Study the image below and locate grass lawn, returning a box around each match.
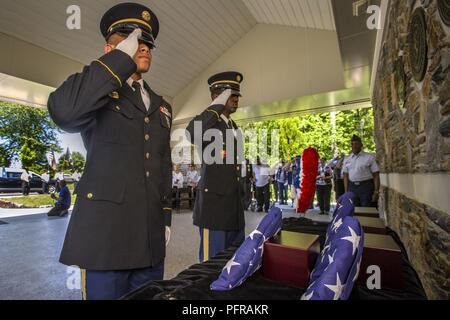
[0,194,77,208]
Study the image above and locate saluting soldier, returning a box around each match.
[186,72,246,263]
[47,3,173,300]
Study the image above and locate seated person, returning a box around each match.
[47,180,71,217]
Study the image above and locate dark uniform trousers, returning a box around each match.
[316,184,332,213]
[186,104,246,262]
[349,179,376,207]
[48,50,173,299]
[256,183,271,212]
[82,262,164,300]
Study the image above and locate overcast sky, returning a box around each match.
[57,133,86,158]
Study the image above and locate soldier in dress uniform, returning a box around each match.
[186,72,246,263]
[47,3,173,300]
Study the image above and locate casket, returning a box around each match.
[358,233,403,290]
[354,206,380,218]
[356,216,387,234]
[263,231,320,288]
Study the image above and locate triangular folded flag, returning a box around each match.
[211,207,282,291]
[302,216,364,300]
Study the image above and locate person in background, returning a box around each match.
[316,158,333,215]
[276,161,288,205]
[291,156,301,209]
[54,170,64,192]
[332,153,346,201]
[343,135,380,207]
[172,165,184,209]
[252,157,271,213]
[186,164,200,209]
[72,170,81,189]
[287,159,293,204]
[21,169,31,196]
[270,162,279,203]
[48,180,71,217]
[41,171,50,194]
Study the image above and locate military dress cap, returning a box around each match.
[208,71,244,96]
[100,2,160,49]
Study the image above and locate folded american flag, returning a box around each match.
[211,207,282,291]
[302,216,364,300]
[324,192,357,246]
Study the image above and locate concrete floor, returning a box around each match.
[0,204,331,300]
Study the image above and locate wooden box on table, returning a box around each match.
[263,231,320,288]
[358,233,403,290]
[354,207,379,218]
[356,216,387,235]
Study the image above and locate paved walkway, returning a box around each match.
[0,203,331,300]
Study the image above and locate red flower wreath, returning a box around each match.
[297,147,320,214]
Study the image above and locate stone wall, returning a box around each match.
[373,0,449,299]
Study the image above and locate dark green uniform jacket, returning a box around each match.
[48,50,172,271]
[186,104,245,232]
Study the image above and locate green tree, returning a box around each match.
[241,108,375,164]
[0,144,11,167]
[71,152,86,172]
[0,102,61,171]
[335,108,375,155]
[57,148,72,173]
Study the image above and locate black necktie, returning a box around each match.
[132,81,147,111]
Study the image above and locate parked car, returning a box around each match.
[63,174,75,183]
[0,167,47,194]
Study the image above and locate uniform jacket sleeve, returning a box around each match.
[47,50,137,133]
[185,103,225,143]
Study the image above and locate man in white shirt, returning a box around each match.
[343,135,380,207]
[41,171,50,193]
[186,165,199,208]
[72,170,81,188]
[20,169,31,196]
[172,165,184,209]
[253,157,271,212]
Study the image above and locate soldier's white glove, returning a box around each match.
[116,28,142,58]
[210,89,232,107]
[165,226,171,246]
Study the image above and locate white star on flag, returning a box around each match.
[321,243,332,263]
[328,250,337,265]
[249,230,263,240]
[325,273,344,300]
[324,249,337,272]
[341,226,361,255]
[224,256,241,275]
[301,290,314,300]
[332,218,343,233]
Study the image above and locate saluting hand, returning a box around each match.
[210,89,232,107]
[116,28,142,58]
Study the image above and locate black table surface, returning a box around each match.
[124,218,427,300]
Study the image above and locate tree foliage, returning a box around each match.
[241,108,375,164]
[0,102,61,172]
[71,152,86,172]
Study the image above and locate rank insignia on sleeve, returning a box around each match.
[109,91,120,99]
